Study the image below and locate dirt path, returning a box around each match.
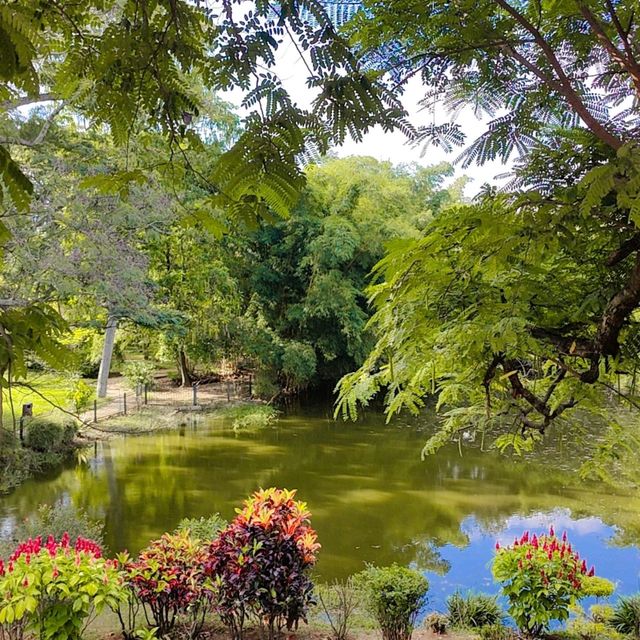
[79,374,251,424]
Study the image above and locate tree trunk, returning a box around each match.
[97,316,118,398]
[178,347,192,387]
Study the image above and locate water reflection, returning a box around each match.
[0,408,639,610]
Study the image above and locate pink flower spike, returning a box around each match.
[495,542,501,550]
[549,525,555,537]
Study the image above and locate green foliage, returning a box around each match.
[446,591,503,629]
[65,377,93,413]
[581,576,616,599]
[0,503,104,558]
[477,623,517,640]
[0,535,124,640]
[218,404,279,431]
[24,419,75,453]
[611,595,640,637]
[175,513,226,542]
[230,157,458,390]
[355,564,428,640]
[121,362,155,392]
[281,341,317,390]
[492,529,596,636]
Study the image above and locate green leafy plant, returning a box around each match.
[0,534,124,640]
[121,362,155,393]
[477,623,517,640]
[175,513,227,542]
[492,527,596,636]
[446,591,503,629]
[24,419,75,453]
[0,503,104,558]
[611,595,640,637]
[355,564,428,640]
[317,578,362,640]
[65,377,93,413]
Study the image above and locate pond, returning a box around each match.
[1,404,639,610]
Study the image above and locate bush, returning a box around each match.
[611,595,640,637]
[126,530,211,639]
[446,591,503,628]
[65,377,93,413]
[206,487,320,640]
[0,502,104,558]
[0,534,123,640]
[477,623,517,640]
[229,404,278,431]
[175,513,227,542]
[317,578,361,640]
[24,419,75,453]
[121,361,155,392]
[355,564,428,640]
[423,612,448,634]
[581,576,616,598]
[492,527,596,636]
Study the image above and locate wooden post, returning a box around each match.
[93,399,97,423]
[144,384,148,405]
[192,383,197,406]
[123,393,127,415]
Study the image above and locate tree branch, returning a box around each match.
[605,232,640,266]
[577,2,640,96]
[0,93,57,112]
[494,0,624,150]
[0,101,66,147]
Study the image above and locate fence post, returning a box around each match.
[123,393,127,415]
[144,383,148,405]
[192,382,198,407]
[248,374,252,398]
[93,399,97,424]
[226,381,231,402]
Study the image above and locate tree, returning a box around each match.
[228,157,462,392]
[336,1,640,454]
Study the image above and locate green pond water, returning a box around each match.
[1,405,639,607]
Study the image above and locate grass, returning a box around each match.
[1,372,99,427]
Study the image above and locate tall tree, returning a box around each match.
[337,1,640,454]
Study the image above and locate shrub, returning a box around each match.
[492,527,597,636]
[231,405,278,431]
[126,530,211,639]
[175,513,226,542]
[253,370,279,400]
[317,578,361,640]
[446,591,503,628]
[24,419,72,452]
[355,564,428,640]
[206,487,320,640]
[611,595,640,637]
[581,576,615,598]
[0,534,123,640]
[423,612,448,634]
[477,623,517,640]
[121,361,155,392]
[66,377,93,413]
[0,503,104,558]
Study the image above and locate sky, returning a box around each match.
[222,33,512,197]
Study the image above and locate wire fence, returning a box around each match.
[86,376,254,424]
